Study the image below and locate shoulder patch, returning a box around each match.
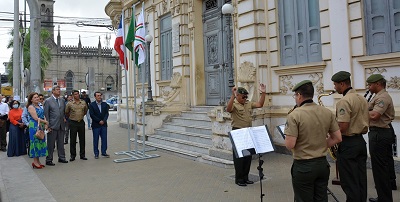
[377,100,384,108]
[339,108,345,115]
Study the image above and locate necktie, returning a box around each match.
[55,98,59,107]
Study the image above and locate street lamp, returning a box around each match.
[145,34,153,101]
[222,3,234,89]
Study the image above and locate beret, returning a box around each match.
[331,71,351,82]
[237,87,249,94]
[366,74,384,83]
[292,80,312,92]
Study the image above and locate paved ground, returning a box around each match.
[0,111,399,202]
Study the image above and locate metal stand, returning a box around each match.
[257,154,265,202]
[327,187,339,202]
[114,147,159,163]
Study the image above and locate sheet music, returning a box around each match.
[276,124,286,139]
[250,126,274,154]
[229,128,255,158]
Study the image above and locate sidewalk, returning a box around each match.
[0,119,399,202]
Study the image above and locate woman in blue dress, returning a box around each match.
[7,100,26,157]
[27,92,49,169]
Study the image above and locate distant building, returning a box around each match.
[39,0,119,99]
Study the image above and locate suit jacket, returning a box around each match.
[44,96,66,131]
[89,101,109,128]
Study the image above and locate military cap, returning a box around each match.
[292,80,312,92]
[331,71,351,82]
[366,74,384,83]
[237,87,249,94]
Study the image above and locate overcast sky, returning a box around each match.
[0,0,115,74]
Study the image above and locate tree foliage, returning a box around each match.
[6,28,52,83]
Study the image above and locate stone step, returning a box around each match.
[133,139,202,161]
[199,155,234,169]
[148,135,209,154]
[180,111,210,119]
[161,123,212,136]
[154,128,212,145]
[170,117,211,126]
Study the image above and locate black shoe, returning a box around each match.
[69,157,75,161]
[369,197,378,202]
[94,155,99,159]
[245,180,254,184]
[236,182,247,187]
[80,157,88,160]
[101,154,110,158]
[58,159,68,163]
[1,148,6,152]
[46,161,55,166]
[64,142,68,145]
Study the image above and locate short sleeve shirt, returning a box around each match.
[336,89,369,135]
[66,100,88,121]
[369,89,394,128]
[284,102,339,159]
[230,100,253,128]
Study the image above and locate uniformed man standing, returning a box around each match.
[65,90,88,161]
[331,71,369,202]
[284,80,342,202]
[366,74,395,202]
[226,84,266,187]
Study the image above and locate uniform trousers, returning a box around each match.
[389,124,397,187]
[231,127,252,184]
[369,127,393,202]
[46,126,67,162]
[69,120,85,158]
[291,156,330,202]
[337,135,367,202]
[0,125,6,150]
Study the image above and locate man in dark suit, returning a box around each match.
[89,91,109,159]
[44,85,68,165]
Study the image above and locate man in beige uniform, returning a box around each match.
[226,84,266,186]
[284,80,341,202]
[366,74,395,202]
[331,71,369,202]
[65,90,88,161]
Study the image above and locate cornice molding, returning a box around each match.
[357,52,400,68]
[273,61,326,75]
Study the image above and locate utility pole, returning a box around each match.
[26,0,41,93]
[13,0,20,98]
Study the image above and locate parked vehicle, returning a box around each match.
[105,96,119,111]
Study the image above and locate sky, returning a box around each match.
[0,0,116,74]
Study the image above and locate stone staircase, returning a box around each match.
[135,106,233,168]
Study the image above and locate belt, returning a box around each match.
[294,156,326,162]
[70,119,83,123]
[342,134,363,138]
[369,126,390,129]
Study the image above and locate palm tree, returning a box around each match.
[6,28,52,83]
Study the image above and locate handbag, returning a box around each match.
[34,119,45,140]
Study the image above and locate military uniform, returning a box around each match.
[332,71,369,202]
[367,74,395,202]
[284,80,340,202]
[65,100,88,160]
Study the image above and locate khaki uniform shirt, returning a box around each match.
[284,102,339,160]
[336,89,369,136]
[65,100,88,122]
[369,89,394,128]
[230,100,253,128]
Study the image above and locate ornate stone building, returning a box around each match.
[39,0,118,98]
[105,0,400,166]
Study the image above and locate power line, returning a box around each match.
[0,11,110,20]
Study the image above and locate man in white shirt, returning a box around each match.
[0,94,10,151]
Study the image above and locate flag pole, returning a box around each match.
[141,1,146,156]
[132,5,139,155]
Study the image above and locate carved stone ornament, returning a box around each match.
[387,76,400,90]
[189,0,193,8]
[309,73,324,94]
[366,67,387,75]
[175,5,180,14]
[162,0,168,13]
[237,61,256,83]
[170,72,182,88]
[280,75,294,95]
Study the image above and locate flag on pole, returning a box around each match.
[114,15,128,70]
[125,6,145,67]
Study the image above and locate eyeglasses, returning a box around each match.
[292,93,299,99]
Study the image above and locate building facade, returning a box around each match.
[105,0,400,162]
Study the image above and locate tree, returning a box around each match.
[6,28,52,83]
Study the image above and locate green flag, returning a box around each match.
[124,12,139,66]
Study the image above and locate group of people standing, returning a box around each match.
[227,71,396,202]
[2,86,110,170]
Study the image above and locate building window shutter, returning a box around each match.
[390,0,400,52]
[366,0,391,55]
[160,14,173,81]
[279,0,296,66]
[306,0,322,62]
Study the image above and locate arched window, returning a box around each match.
[105,76,114,91]
[65,71,74,95]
